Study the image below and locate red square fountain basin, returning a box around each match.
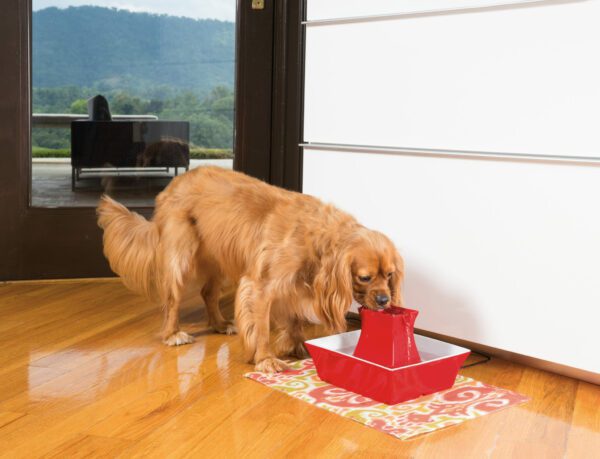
[304,330,470,405]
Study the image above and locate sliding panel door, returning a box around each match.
[302,0,600,381]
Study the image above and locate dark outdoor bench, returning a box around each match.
[70,120,190,190]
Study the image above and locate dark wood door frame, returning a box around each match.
[234,0,305,192]
[269,0,305,192]
[0,0,305,281]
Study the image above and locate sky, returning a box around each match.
[32,0,236,21]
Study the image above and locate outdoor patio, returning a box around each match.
[32,158,233,207]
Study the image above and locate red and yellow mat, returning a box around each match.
[245,359,528,440]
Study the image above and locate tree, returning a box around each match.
[70,98,88,114]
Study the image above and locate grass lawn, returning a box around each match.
[32,146,70,158]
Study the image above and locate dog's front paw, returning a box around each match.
[163,331,195,346]
[211,320,237,335]
[255,357,290,373]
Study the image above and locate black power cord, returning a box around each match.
[460,351,491,369]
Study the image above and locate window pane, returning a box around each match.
[31,1,236,207]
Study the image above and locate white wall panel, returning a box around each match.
[303,149,600,375]
[304,0,600,159]
[303,0,600,376]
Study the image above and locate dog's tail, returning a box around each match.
[97,195,160,300]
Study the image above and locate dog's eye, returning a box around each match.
[387,272,394,278]
[358,275,372,283]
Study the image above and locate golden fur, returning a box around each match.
[97,166,404,372]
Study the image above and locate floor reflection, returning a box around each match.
[26,335,234,405]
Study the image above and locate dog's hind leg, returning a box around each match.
[157,217,198,346]
[201,277,236,335]
[235,276,289,372]
[161,292,194,346]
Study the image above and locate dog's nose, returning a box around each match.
[375,294,390,307]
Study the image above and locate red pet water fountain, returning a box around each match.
[304,306,470,405]
[353,306,422,367]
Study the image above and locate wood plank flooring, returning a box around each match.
[0,279,597,458]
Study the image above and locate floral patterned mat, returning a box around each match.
[244,359,528,440]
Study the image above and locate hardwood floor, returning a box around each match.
[0,279,597,458]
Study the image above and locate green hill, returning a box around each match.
[32,6,235,93]
[31,6,235,151]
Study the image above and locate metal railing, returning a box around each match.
[32,113,158,129]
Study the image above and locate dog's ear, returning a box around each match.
[313,250,353,333]
[389,252,405,307]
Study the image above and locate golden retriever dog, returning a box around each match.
[97,166,404,372]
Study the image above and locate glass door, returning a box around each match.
[31,0,236,207]
[0,0,301,280]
